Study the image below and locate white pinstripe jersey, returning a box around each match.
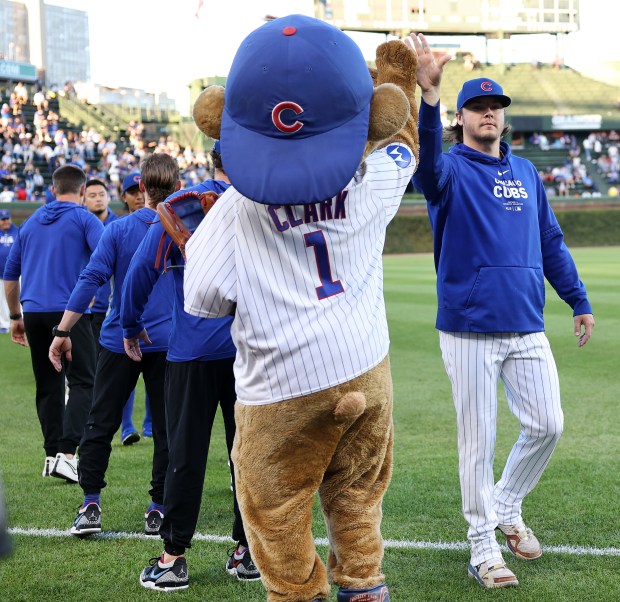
[184,144,416,405]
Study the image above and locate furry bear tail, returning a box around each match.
[333,392,367,422]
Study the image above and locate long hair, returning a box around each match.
[444,120,512,144]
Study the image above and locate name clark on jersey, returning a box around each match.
[493,177,528,199]
[268,191,348,233]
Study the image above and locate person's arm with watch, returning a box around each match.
[48,310,84,372]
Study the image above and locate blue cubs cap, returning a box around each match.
[0,209,10,219]
[456,78,511,112]
[220,14,373,205]
[122,172,141,193]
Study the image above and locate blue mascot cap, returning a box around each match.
[220,14,373,205]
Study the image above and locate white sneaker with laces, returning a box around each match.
[497,520,542,560]
[51,453,79,483]
[468,558,519,588]
[42,456,56,477]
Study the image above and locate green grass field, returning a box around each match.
[0,248,618,601]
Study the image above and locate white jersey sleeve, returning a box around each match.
[184,190,237,318]
[184,144,416,405]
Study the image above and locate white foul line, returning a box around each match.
[8,528,620,557]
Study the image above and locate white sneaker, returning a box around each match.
[51,453,79,483]
[468,558,518,588]
[42,456,56,478]
[497,520,542,560]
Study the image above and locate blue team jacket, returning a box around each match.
[121,180,236,362]
[3,201,104,311]
[0,224,19,276]
[412,100,592,333]
[66,207,173,353]
[91,210,121,313]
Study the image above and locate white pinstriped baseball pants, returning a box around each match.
[439,331,563,566]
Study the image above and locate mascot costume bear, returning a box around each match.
[183,14,419,602]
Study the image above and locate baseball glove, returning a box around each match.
[156,189,219,260]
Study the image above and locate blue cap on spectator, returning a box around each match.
[212,140,221,154]
[456,78,511,112]
[0,209,10,219]
[122,172,141,193]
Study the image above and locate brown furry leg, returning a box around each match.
[232,395,345,602]
[319,356,394,590]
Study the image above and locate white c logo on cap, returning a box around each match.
[272,101,304,134]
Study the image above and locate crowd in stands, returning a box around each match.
[1,81,214,203]
[529,130,620,198]
[3,80,620,203]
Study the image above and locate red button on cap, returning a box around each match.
[282,26,297,36]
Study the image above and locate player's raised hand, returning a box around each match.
[49,336,72,372]
[405,33,451,105]
[574,313,595,347]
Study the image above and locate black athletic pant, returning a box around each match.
[23,311,96,457]
[160,358,247,556]
[78,348,168,503]
[90,312,106,353]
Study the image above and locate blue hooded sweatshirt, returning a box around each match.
[66,207,173,354]
[413,100,592,333]
[121,179,235,362]
[91,210,121,313]
[3,201,104,312]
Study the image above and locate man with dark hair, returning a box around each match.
[85,176,147,446]
[4,164,103,481]
[409,33,594,589]
[49,153,180,536]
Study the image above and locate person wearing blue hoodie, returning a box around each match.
[408,34,595,589]
[48,153,180,537]
[3,164,103,482]
[123,143,259,591]
[84,176,150,446]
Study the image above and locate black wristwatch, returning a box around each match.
[10,313,22,320]
[52,325,71,338]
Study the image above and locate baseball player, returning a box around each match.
[183,15,417,602]
[48,154,179,537]
[0,209,19,332]
[4,165,103,482]
[409,33,595,588]
[121,143,259,591]
[85,175,150,445]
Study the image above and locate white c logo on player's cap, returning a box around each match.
[272,101,304,134]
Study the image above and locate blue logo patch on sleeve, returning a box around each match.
[386,144,412,168]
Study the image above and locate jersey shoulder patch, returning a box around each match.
[385,143,412,168]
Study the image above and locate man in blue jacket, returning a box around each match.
[408,34,595,589]
[122,142,259,591]
[84,176,150,446]
[4,165,103,482]
[48,153,180,537]
[0,209,19,333]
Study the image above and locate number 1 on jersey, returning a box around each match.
[304,231,344,300]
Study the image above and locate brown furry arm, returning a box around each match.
[374,40,419,166]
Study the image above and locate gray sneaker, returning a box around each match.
[140,555,189,591]
[71,502,101,536]
[226,545,261,581]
